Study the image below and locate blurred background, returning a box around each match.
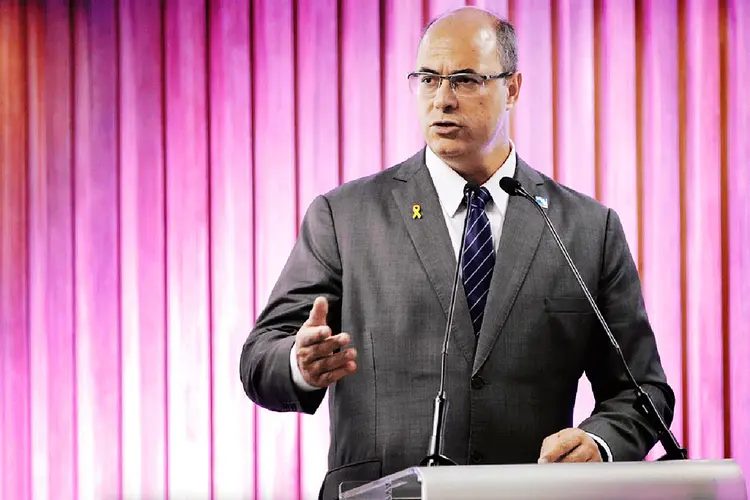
[1,0,748,498]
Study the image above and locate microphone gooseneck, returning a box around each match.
[420,182,480,467]
[499,176,687,461]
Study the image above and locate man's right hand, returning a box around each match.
[295,296,357,388]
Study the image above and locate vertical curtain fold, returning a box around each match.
[0,1,747,498]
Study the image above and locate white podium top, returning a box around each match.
[340,459,747,500]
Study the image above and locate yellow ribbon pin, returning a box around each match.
[412,204,422,219]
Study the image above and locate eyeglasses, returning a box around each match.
[407,71,513,97]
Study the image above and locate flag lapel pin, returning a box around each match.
[535,196,549,209]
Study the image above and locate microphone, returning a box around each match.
[420,182,480,467]
[499,177,687,461]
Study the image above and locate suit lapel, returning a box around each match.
[473,158,547,374]
[391,150,476,365]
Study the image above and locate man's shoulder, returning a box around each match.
[519,160,611,220]
[320,149,425,205]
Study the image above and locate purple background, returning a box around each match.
[1,0,748,498]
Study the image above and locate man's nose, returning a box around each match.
[433,79,458,110]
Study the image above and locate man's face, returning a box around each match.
[415,20,518,162]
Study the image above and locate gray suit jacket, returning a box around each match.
[240,150,675,499]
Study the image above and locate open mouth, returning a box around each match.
[432,121,460,127]
[432,121,461,134]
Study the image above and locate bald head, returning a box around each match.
[412,6,522,182]
[420,7,518,74]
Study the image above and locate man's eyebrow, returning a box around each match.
[416,67,478,75]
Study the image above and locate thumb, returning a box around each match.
[306,296,328,326]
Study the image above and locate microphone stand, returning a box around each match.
[500,177,687,461]
[420,184,479,467]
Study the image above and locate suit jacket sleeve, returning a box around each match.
[577,208,676,461]
[239,195,342,414]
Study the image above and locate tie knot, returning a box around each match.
[470,187,492,210]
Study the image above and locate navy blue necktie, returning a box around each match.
[462,187,495,336]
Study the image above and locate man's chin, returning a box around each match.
[428,138,468,159]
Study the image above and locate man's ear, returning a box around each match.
[506,72,522,110]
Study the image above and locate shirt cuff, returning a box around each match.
[290,341,319,392]
[585,432,613,462]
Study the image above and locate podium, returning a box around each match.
[339,459,747,500]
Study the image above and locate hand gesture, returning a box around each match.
[295,297,357,388]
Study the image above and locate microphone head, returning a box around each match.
[499,177,522,196]
[463,181,481,197]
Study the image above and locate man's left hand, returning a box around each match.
[538,428,602,463]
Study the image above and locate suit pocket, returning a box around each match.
[544,296,595,314]
[319,458,382,500]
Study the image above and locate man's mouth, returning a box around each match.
[431,121,461,134]
[432,120,460,127]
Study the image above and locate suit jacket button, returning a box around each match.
[470,451,483,464]
[471,375,485,389]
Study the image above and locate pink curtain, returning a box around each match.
[1,0,748,498]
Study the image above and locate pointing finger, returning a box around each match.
[304,296,329,327]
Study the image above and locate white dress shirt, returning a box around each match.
[288,142,612,461]
[424,142,516,257]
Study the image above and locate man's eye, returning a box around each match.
[454,75,480,85]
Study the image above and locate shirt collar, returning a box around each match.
[425,141,517,217]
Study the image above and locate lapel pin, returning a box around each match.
[412,204,422,219]
[535,196,548,209]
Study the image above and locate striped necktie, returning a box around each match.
[462,187,495,336]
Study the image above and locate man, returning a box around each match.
[240,7,675,499]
